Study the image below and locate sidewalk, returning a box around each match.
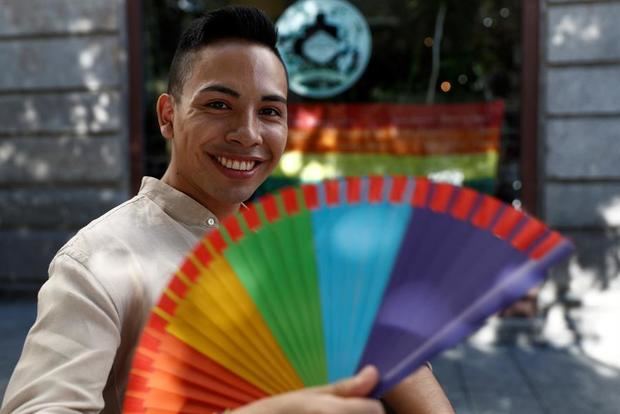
[1,299,619,413]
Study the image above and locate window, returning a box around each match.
[139,0,527,206]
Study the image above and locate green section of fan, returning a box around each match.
[219,190,327,387]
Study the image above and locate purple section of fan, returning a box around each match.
[357,208,574,397]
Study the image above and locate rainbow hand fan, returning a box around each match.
[124,176,573,413]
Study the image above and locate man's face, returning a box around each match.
[160,40,288,216]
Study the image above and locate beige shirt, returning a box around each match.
[1,177,219,414]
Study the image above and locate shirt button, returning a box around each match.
[206,217,216,226]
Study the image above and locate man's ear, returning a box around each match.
[156,93,175,140]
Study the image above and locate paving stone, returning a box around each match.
[469,391,546,414]
[443,390,473,414]
[431,352,464,393]
[0,0,119,36]
[458,346,533,395]
[511,347,620,391]
[540,388,620,414]
[510,347,620,413]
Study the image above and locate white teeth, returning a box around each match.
[216,156,256,171]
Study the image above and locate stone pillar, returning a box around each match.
[0,0,129,290]
[540,0,620,365]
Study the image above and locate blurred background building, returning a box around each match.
[0,0,619,367]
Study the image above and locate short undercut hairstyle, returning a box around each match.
[167,6,285,99]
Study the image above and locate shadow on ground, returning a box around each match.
[435,343,620,414]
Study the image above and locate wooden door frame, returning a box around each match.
[521,0,540,214]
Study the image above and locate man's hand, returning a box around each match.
[233,365,385,414]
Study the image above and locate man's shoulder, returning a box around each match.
[54,193,157,264]
[47,191,180,312]
[47,181,203,309]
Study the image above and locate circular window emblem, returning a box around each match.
[276,0,372,99]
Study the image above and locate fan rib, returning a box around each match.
[492,207,524,240]
[294,187,329,384]
[130,349,252,404]
[139,370,243,407]
[368,176,384,203]
[195,249,302,391]
[164,304,284,393]
[168,276,189,299]
[429,182,455,213]
[124,324,267,413]
[245,197,317,385]
[207,231,227,254]
[325,179,340,205]
[249,202,317,384]
[139,388,225,413]
[144,326,267,398]
[274,192,327,385]
[223,216,244,242]
[302,184,320,210]
[411,178,430,207]
[350,177,414,378]
[218,215,310,388]
[510,219,547,252]
[470,196,502,229]
[190,251,289,378]
[346,176,362,203]
[281,187,300,214]
[389,176,408,203]
[241,205,261,231]
[530,231,564,260]
[449,187,478,220]
[155,260,297,393]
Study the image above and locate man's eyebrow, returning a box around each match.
[198,84,240,98]
[197,85,286,104]
[262,94,287,104]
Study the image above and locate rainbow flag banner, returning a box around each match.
[259,101,505,196]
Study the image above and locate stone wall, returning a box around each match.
[540,0,620,362]
[0,0,129,290]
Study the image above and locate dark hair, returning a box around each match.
[167,6,285,99]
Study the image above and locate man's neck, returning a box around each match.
[160,170,241,221]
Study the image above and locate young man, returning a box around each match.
[1,7,453,414]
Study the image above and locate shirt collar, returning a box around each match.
[139,176,219,228]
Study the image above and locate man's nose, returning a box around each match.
[225,110,261,147]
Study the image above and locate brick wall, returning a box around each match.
[541,0,620,297]
[0,0,129,290]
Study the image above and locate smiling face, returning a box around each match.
[158,40,288,219]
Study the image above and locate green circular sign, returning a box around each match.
[276,0,372,98]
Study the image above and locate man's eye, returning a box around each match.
[259,107,281,117]
[207,101,229,110]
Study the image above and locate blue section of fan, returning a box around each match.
[310,178,414,381]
